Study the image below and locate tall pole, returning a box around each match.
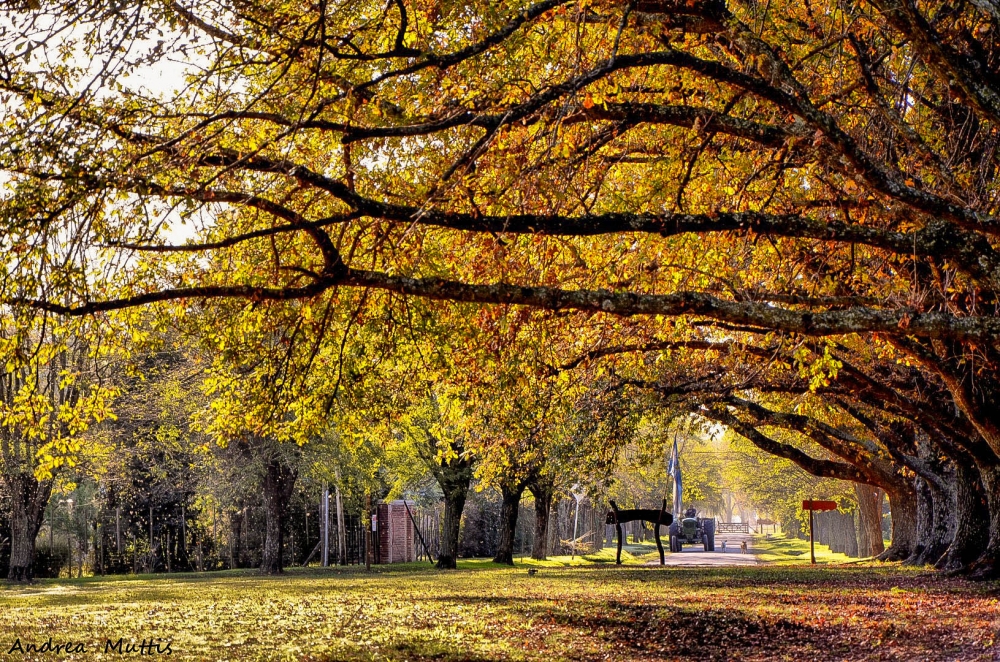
[809,508,816,564]
[322,483,329,567]
[335,484,346,565]
[365,493,372,572]
[571,499,580,560]
[570,485,584,561]
[66,499,74,578]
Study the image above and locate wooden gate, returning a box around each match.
[717,522,751,534]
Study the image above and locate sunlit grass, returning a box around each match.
[1,560,995,661]
[752,532,864,565]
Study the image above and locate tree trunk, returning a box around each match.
[437,478,469,569]
[907,476,955,566]
[878,487,918,561]
[783,516,802,540]
[420,436,473,570]
[228,508,244,568]
[839,510,859,558]
[937,457,990,572]
[260,455,297,575]
[969,461,1000,579]
[528,480,553,561]
[855,484,885,557]
[904,477,934,565]
[721,493,734,523]
[5,471,53,582]
[548,498,562,553]
[817,511,829,547]
[493,483,525,565]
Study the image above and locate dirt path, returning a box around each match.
[647,531,762,566]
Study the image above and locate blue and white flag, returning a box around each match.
[668,436,682,518]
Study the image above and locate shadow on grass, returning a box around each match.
[2,564,995,661]
[533,599,827,661]
[371,641,502,662]
[3,561,984,613]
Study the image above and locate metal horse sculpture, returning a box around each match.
[605,499,674,565]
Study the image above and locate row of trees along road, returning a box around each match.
[2,0,1000,576]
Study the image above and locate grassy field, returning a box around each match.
[750,533,861,565]
[1,557,998,661]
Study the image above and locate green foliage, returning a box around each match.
[0,315,120,480]
[723,431,855,531]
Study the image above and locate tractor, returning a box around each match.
[668,507,716,552]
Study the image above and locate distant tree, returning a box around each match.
[395,393,475,570]
[0,316,116,581]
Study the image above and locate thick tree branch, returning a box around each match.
[871,0,1000,126]
[700,405,873,483]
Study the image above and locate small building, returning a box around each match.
[377,500,415,563]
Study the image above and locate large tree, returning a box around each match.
[6,1,1000,574]
[0,315,116,580]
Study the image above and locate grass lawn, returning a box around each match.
[751,533,862,565]
[1,560,998,661]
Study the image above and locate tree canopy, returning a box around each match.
[4,0,1000,577]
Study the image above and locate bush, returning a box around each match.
[33,546,69,578]
[458,488,501,558]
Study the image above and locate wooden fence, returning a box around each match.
[408,507,441,563]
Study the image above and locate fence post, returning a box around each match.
[366,494,372,571]
[321,484,329,567]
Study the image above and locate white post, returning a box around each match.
[335,484,346,565]
[321,483,330,567]
[66,499,74,577]
[570,485,584,560]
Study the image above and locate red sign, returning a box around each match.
[802,500,838,511]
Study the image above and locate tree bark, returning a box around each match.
[969,461,1000,579]
[905,477,935,565]
[417,431,473,570]
[437,475,469,569]
[260,454,297,575]
[228,508,244,569]
[783,515,802,540]
[839,510,859,557]
[907,476,955,566]
[937,457,990,572]
[721,493,734,523]
[548,498,562,553]
[5,471,53,582]
[855,484,885,557]
[878,487,918,561]
[493,483,526,565]
[527,479,553,561]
